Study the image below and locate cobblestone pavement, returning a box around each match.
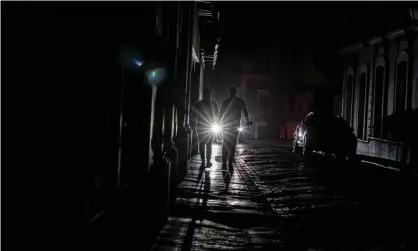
[151,144,284,251]
[236,141,418,251]
[152,141,418,251]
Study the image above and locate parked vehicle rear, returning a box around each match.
[293,113,357,162]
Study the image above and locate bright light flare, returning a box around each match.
[211,124,221,134]
[133,59,143,67]
[238,127,243,132]
[146,68,166,85]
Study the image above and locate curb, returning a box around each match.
[358,157,418,177]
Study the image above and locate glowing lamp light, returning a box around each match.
[211,124,221,134]
[238,127,243,132]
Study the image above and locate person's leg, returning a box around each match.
[228,131,239,164]
[222,133,229,163]
[206,138,213,164]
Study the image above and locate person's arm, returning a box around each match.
[219,100,227,123]
[242,100,250,122]
[242,100,253,127]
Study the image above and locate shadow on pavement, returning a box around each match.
[181,166,211,251]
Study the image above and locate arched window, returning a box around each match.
[345,66,354,125]
[357,71,367,139]
[395,51,409,114]
[396,61,408,114]
[373,61,385,138]
[346,75,353,123]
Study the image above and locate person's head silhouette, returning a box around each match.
[228,86,237,97]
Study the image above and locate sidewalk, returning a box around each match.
[243,139,417,176]
[358,154,418,177]
[151,144,283,251]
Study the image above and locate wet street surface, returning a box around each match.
[152,144,283,250]
[152,141,418,251]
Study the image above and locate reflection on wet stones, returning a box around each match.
[152,145,284,251]
[154,142,416,250]
[236,142,414,250]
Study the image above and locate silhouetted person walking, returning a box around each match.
[191,88,219,167]
[219,86,252,167]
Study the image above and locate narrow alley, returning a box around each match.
[3,2,418,251]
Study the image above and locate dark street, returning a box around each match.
[152,141,418,250]
[3,1,418,251]
[239,142,418,250]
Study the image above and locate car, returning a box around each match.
[293,112,357,162]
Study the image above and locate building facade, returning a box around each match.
[340,18,418,166]
[84,1,222,246]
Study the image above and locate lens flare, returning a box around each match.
[238,127,243,132]
[211,124,221,134]
[133,59,143,67]
[146,68,166,85]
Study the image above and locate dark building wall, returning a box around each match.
[79,1,212,244]
[341,27,418,165]
[4,1,218,247]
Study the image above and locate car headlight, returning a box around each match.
[211,124,221,134]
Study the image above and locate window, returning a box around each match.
[395,61,407,114]
[357,72,367,139]
[374,66,384,137]
[382,67,390,138]
[345,74,353,125]
[406,71,414,111]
